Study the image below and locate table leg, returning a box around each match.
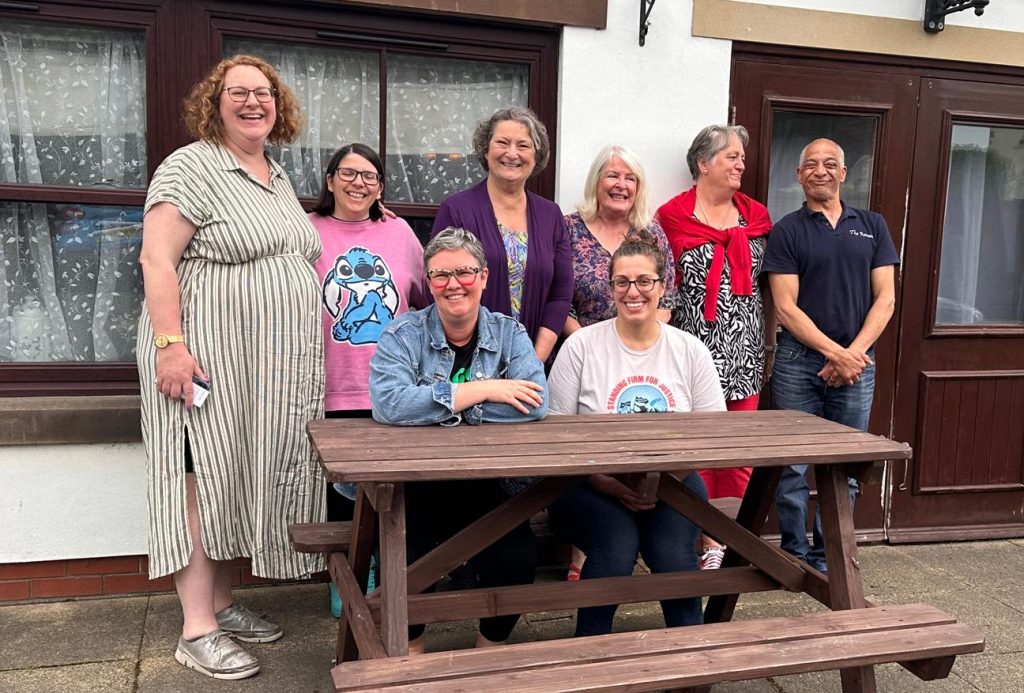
[337,486,378,664]
[379,481,409,656]
[815,463,876,693]
[704,466,782,624]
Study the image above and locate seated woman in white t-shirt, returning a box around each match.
[547,231,726,636]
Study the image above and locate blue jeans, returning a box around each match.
[771,332,872,573]
[548,473,706,636]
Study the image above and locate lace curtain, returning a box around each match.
[0,23,146,362]
[937,125,1024,325]
[224,40,528,203]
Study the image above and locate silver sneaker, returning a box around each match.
[175,630,260,680]
[215,603,283,643]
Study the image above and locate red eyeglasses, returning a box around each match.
[426,266,482,288]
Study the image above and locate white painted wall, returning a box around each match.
[0,444,148,562]
[558,0,730,212]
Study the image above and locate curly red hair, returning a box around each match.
[182,54,303,145]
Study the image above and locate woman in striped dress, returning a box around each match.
[137,55,324,680]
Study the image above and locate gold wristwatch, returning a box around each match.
[154,334,186,349]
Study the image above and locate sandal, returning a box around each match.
[567,562,582,582]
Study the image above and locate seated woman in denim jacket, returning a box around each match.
[547,231,726,637]
[369,226,548,653]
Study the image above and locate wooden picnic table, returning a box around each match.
[300,409,982,693]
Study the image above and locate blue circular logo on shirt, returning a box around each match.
[615,384,668,414]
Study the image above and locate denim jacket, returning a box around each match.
[369,304,549,426]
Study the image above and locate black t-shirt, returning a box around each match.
[448,329,478,384]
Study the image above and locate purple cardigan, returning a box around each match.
[431,180,573,343]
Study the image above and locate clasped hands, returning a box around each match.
[818,346,871,388]
[589,473,657,512]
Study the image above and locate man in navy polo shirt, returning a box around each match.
[763,138,900,573]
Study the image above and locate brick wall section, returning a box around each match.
[0,556,322,603]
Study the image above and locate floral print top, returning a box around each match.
[565,212,681,327]
[498,220,528,322]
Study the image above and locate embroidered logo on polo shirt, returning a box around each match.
[848,229,873,240]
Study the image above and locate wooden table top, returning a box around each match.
[308,410,912,483]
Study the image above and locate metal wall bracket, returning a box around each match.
[640,0,656,46]
[924,0,989,33]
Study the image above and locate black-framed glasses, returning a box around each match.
[426,266,482,288]
[222,86,276,103]
[609,277,662,292]
[333,167,381,185]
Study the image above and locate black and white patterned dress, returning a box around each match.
[673,215,767,401]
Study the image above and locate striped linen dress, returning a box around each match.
[137,140,325,580]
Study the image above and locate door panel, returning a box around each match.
[732,59,918,538]
[890,78,1024,540]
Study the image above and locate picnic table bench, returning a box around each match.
[294,410,984,692]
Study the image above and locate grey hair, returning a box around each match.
[578,144,653,230]
[798,138,846,167]
[424,227,487,269]
[472,106,551,176]
[686,125,749,179]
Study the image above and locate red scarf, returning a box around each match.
[657,186,772,322]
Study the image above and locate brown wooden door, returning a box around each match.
[889,78,1024,541]
[732,57,919,538]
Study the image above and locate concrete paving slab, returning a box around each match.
[0,597,147,671]
[899,541,1024,592]
[858,544,969,597]
[953,652,1024,693]
[0,661,135,693]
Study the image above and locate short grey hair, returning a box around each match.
[472,106,551,176]
[687,125,749,179]
[799,138,846,167]
[424,227,487,269]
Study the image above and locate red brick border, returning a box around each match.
[0,556,324,603]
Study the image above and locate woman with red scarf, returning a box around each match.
[656,124,774,570]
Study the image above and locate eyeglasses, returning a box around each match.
[426,266,482,288]
[333,167,381,185]
[222,87,276,103]
[609,277,662,292]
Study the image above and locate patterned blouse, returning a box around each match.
[566,212,681,327]
[674,213,768,401]
[498,220,528,322]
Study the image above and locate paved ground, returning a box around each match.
[1,539,1020,692]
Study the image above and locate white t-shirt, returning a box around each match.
[549,319,726,415]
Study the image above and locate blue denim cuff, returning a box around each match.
[431,379,456,414]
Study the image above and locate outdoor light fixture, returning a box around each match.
[640,0,655,46]
[924,0,989,33]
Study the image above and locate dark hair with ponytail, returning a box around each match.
[609,228,666,279]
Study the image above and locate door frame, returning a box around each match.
[731,42,1024,542]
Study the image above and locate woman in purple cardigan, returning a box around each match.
[431,106,572,363]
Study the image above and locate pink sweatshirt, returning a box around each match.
[310,213,426,410]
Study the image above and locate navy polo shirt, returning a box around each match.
[762,202,900,347]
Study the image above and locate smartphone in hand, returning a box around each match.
[192,375,212,408]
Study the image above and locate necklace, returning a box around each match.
[695,196,731,230]
[330,214,370,223]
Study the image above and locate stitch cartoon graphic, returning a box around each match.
[322,247,400,345]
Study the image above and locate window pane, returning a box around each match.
[386,55,528,204]
[224,38,380,197]
[2,202,143,362]
[0,22,146,188]
[936,124,1024,325]
[766,111,876,221]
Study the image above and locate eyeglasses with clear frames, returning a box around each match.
[609,277,662,292]
[222,87,276,103]
[427,266,482,288]
[333,168,381,185]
